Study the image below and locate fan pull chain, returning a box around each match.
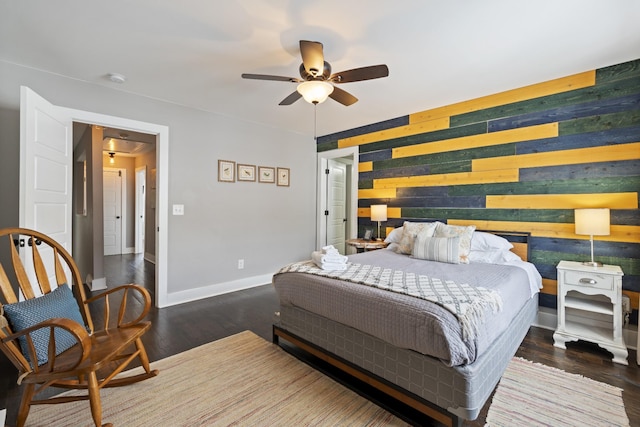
[314,103,317,142]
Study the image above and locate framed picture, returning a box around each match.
[218,160,235,182]
[237,164,256,182]
[258,166,275,183]
[363,228,373,241]
[277,167,290,187]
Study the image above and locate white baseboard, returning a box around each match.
[534,306,638,351]
[123,246,135,254]
[163,273,273,307]
[144,252,156,264]
[90,276,107,291]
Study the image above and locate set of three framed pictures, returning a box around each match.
[218,160,290,187]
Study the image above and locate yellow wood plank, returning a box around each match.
[359,207,402,218]
[541,278,557,296]
[410,71,596,123]
[338,117,450,148]
[447,219,640,242]
[393,123,558,159]
[357,188,397,199]
[473,142,640,171]
[373,169,519,189]
[358,161,373,173]
[486,193,638,209]
[622,290,640,310]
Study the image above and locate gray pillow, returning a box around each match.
[412,235,460,264]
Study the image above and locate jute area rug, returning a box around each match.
[26,331,408,426]
[485,357,630,427]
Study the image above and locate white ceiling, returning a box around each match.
[1,0,639,138]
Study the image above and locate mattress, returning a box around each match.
[273,249,539,366]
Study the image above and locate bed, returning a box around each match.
[272,223,542,426]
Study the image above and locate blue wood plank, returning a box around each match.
[388,196,485,208]
[532,237,640,260]
[316,115,409,144]
[359,149,392,163]
[362,164,432,181]
[397,186,452,198]
[516,125,640,154]
[488,94,640,132]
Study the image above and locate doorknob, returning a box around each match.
[116,216,121,219]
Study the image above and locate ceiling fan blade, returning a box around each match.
[329,86,358,106]
[241,73,301,82]
[299,40,325,77]
[330,64,389,83]
[279,91,302,106]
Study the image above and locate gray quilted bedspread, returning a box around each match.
[272,250,533,366]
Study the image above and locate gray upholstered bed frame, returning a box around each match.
[272,231,536,426]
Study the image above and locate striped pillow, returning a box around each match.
[412,235,460,264]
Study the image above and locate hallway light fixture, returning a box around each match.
[575,208,610,267]
[108,152,116,164]
[297,81,334,104]
[370,204,388,241]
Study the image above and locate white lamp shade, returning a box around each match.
[575,208,610,236]
[297,81,334,104]
[370,204,387,222]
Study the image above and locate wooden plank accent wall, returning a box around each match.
[317,58,640,320]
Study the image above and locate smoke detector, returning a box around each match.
[108,73,127,84]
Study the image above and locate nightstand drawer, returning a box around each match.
[563,270,613,291]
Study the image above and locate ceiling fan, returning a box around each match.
[242,40,389,106]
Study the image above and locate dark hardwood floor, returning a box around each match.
[1,254,638,426]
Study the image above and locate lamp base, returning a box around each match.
[582,261,604,267]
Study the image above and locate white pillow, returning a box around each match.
[434,223,476,264]
[412,234,460,264]
[470,231,513,252]
[384,226,404,244]
[469,249,522,264]
[396,221,439,255]
[468,250,503,264]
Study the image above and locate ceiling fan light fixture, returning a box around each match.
[297,81,334,104]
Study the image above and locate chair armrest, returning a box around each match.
[84,284,151,330]
[2,317,91,377]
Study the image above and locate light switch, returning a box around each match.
[172,204,184,215]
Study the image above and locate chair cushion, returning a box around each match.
[3,284,86,366]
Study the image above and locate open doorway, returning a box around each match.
[316,147,359,254]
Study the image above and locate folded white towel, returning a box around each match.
[311,251,348,265]
[312,259,348,271]
[321,245,340,255]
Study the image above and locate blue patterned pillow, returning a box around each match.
[3,284,86,366]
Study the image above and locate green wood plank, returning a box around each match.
[596,58,640,84]
[399,208,572,223]
[358,122,487,154]
[451,78,640,128]
[316,140,339,152]
[449,176,640,196]
[560,109,640,135]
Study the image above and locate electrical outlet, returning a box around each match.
[237,259,244,269]
[172,204,184,215]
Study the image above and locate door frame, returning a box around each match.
[316,146,359,250]
[62,108,169,308]
[135,166,146,254]
[103,167,127,255]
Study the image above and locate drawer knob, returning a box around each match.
[579,278,597,285]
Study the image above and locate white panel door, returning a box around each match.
[20,87,73,286]
[103,169,122,256]
[326,160,347,254]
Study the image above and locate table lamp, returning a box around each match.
[574,208,610,267]
[370,205,387,241]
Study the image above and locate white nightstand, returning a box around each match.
[553,260,628,365]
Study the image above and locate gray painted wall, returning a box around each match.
[0,61,317,298]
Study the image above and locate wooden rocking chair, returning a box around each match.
[0,228,158,427]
